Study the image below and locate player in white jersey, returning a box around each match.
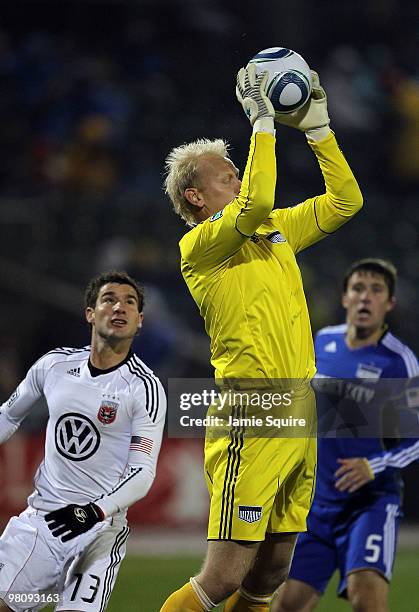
[0,271,167,612]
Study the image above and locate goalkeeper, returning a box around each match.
[161,64,363,611]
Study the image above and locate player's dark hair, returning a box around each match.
[85,270,144,312]
[343,258,397,298]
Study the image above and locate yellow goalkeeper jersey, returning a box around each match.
[180,131,363,381]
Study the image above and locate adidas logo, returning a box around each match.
[324,341,337,353]
[67,366,81,377]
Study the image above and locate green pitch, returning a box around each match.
[104,550,418,611]
[42,550,417,611]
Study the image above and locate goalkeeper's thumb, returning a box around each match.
[304,71,330,140]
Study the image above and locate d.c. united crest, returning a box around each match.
[97,401,118,424]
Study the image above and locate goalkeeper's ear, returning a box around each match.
[184,188,204,209]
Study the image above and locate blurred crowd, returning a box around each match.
[0,0,418,391]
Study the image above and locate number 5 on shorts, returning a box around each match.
[364,534,382,563]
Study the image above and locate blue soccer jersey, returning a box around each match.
[288,325,419,596]
[314,324,419,504]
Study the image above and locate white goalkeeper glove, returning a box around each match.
[274,70,330,140]
[236,63,275,129]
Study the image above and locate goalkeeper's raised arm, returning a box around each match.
[164,64,277,265]
[271,69,363,254]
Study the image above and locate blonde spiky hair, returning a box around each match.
[164,138,229,226]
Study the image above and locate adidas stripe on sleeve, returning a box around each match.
[368,439,419,475]
[367,349,419,475]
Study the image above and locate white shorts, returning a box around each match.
[0,507,129,612]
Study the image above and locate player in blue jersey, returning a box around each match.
[273,258,419,612]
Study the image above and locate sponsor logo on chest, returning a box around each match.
[55,413,100,461]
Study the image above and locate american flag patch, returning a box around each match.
[130,436,153,455]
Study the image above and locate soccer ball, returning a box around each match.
[248,47,312,114]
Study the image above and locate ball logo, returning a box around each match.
[74,507,87,523]
[55,413,100,461]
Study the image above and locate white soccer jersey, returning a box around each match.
[0,347,166,518]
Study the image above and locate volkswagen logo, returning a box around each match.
[55,413,100,461]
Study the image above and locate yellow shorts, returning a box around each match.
[204,385,317,541]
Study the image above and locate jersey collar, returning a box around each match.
[88,350,133,377]
[377,324,389,345]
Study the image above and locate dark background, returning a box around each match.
[0,0,418,517]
